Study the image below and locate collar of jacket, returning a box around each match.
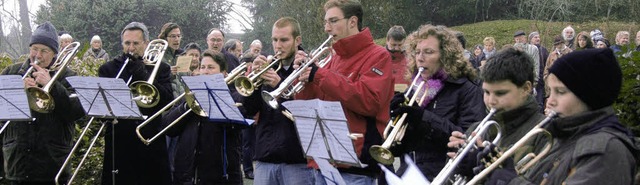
[546,106,616,139]
[333,27,374,58]
[494,95,540,133]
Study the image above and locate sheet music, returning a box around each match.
[0,75,31,121]
[283,99,361,166]
[314,157,346,185]
[181,74,246,125]
[379,155,430,185]
[66,76,143,119]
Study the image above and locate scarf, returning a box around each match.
[414,69,447,108]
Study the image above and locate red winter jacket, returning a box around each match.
[296,28,394,173]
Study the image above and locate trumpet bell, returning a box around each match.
[234,76,255,97]
[261,91,279,109]
[130,81,159,108]
[26,86,54,113]
[369,145,394,165]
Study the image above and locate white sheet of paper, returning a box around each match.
[314,157,346,185]
[0,75,31,121]
[181,74,246,125]
[379,155,430,185]
[66,76,142,119]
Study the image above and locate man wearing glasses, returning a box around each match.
[295,0,394,184]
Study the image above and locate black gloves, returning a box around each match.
[473,142,517,185]
[390,92,406,111]
[391,105,424,125]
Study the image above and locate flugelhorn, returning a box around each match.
[234,51,283,97]
[136,88,206,145]
[465,111,557,185]
[129,39,168,108]
[262,35,333,109]
[431,108,501,185]
[224,62,248,84]
[25,42,80,113]
[369,67,428,165]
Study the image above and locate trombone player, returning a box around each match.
[98,22,173,185]
[444,48,548,184]
[475,49,638,184]
[0,21,84,184]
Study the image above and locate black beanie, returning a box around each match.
[549,48,621,110]
[30,21,59,54]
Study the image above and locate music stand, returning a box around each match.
[66,76,144,119]
[283,99,364,185]
[0,75,32,121]
[181,74,247,125]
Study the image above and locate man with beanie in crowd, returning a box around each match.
[544,35,573,78]
[83,35,110,61]
[481,48,639,185]
[528,31,548,111]
[1,21,85,184]
[98,21,173,185]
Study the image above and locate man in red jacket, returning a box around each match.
[295,0,394,184]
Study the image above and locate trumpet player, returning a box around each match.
[446,48,548,183]
[294,1,394,183]
[486,48,638,184]
[385,25,485,181]
[98,22,173,185]
[0,21,84,184]
[242,17,316,185]
[162,49,246,184]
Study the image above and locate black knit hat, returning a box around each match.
[29,21,59,54]
[549,48,621,110]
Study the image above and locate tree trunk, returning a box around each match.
[19,0,30,54]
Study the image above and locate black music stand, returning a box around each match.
[0,75,32,121]
[283,99,363,185]
[181,74,247,125]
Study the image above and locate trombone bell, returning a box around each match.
[130,81,159,108]
[26,87,54,113]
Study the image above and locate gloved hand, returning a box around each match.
[390,105,424,126]
[125,54,146,74]
[307,63,319,83]
[390,92,407,111]
[473,142,517,185]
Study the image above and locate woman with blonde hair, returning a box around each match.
[390,24,486,180]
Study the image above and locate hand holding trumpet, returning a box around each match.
[252,55,281,88]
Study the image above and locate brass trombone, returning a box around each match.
[234,51,283,97]
[129,39,168,108]
[262,35,334,109]
[25,42,80,113]
[224,62,248,84]
[465,111,557,185]
[55,117,106,185]
[136,88,206,145]
[431,108,501,185]
[369,67,428,165]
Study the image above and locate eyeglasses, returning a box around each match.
[29,46,53,55]
[323,17,347,26]
[168,34,182,39]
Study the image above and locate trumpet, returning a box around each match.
[262,35,333,109]
[465,111,557,185]
[369,67,428,165]
[25,42,80,113]
[431,108,501,185]
[234,51,283,97]
[129,39,168,108]
[136,88,206,145]
[224,62,248,84]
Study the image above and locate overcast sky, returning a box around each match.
[1,0,250,36]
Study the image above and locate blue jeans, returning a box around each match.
[254,161,315,185]
[314,170,376,185]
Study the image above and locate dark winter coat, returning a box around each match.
[98,53,174,185]
[396,77,486,181]
[510,107,638,185]
[1,59,85,182]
